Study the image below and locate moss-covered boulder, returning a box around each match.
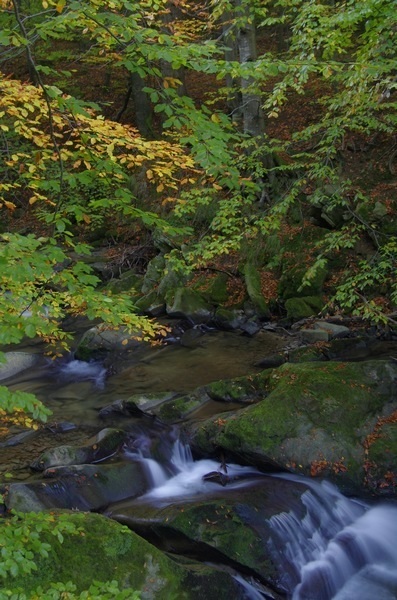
[105,271,143,294]
[1,511,252,599]
[284,295,324,320]
[76,323,147,357]
[243,263,270,318]
[277,224,328,301]
[189,361,397,493]
[166,287,212,323]
[106,476,320,596]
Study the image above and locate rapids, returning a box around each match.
[1,332,397,599]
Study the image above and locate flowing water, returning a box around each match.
[120,440,397,600]
[1,331,397,599]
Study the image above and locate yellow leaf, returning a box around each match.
[82,214,91,224]
[156,183,164,193]
[211,113,221,123]
[146,169,154,180]
[121,339,128,345]
[29,196,38,205]
[4,201,16,211]
[56,0,65,12]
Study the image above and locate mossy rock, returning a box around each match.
[277,225,328,301]
[365,420,397,495]
[105,272,143,294]
[192,272,230,304]
[166,287,212,323]
[157,391,210,422]
[279,264,327,301]
[141,254,166,294]
[242,263,270,318]
[213,307,247,330]
[1,511,250,599]
[284,295,324,320]
[191,361,397,492]
[206,371,271,403]
[134,290,166,316]
[106,476,316,596]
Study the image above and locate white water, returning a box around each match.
[126,439,263,501]
[267,474,397,600]
[125,443,397,599]
[56,358,107,388]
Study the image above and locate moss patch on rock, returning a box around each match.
[1,511,251,599]
[191,361,397,492]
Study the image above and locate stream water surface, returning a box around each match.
[1,330,397,599]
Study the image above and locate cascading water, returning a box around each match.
[3,347,397,600]
[122,439,397,600]
[55,357,107,388]
[124,437,263,501]
[266,474,397,599]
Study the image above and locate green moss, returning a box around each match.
[169,501,266,572]
[193,360,397,488]
[206,371,271,403]
[2,512,187,599]
[158,395,201,422]
[368,422,397,474]
[243,263,270,318]
[284,295,324,320]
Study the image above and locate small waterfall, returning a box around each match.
[128,439,264,501]
[121,435,397,599]
[267,474,397,599]
[140,457,169,488]
[55,358,107,388]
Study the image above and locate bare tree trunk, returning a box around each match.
[234,0,276,189]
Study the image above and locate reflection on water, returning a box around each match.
[3,330,285,426]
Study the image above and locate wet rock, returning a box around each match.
[213,308,248,330]
[45,421,77,434]
[106,476,312,595]
[0,428,39,448]
[0,351,41,381]
[4,461,148,513]
[30,428,126,471]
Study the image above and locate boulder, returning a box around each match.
[0,352,41,381]
[166,288,212,323]
[1,511,253,599]
[30,428,126,471]
[284,295,324,320]
[188,361,397,493]
[243,263,270,318]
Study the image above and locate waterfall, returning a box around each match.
[267,474,397,600]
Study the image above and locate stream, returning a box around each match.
[1,328,397,599]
